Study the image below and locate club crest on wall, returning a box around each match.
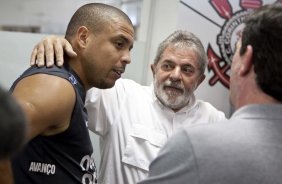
[180,0,280,88]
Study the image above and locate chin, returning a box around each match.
[99,81,116,89]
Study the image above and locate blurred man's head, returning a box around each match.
[0,86,26,159]
[230,3,282,108]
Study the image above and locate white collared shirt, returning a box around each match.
[85,79,226,184]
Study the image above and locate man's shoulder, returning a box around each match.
[11,66,71,90]
[182,118,244,148]
[16,65,70,82]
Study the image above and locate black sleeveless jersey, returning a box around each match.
[10,65,97,184]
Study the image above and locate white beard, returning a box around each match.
[154,78,193,110]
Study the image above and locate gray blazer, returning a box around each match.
[139,104,282,184]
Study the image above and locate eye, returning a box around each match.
[115,41,125,49]
[182,66,194,74]
[163,63,169,68]
[161,63,173,71]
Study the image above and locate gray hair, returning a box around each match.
[154,30,207,74]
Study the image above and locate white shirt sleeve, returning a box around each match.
[85,79,127,136]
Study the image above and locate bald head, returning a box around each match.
[65,3,133,40]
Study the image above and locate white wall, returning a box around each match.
[139,0,179,85]
[0,0,121,34]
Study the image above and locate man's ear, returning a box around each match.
[76,26,89,49]
[151,64,156,77]
[239,45,253,76]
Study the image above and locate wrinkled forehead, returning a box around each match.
[158,45,199,66]
[162,44,198,59]
[168,41,198,53]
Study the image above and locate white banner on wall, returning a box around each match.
[178,0,279,117]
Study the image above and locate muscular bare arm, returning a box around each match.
[12,74,76,141]
[2,74,76,182]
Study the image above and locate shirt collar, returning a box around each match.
[232,103,282,120]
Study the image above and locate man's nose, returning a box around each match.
[169,67,181,81]
[121,51,131,65]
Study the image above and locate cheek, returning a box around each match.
[183,77,199,91]
[83,45,98,63]
[88,41,113,60]
[155,70,169,82]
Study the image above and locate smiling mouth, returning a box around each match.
[164,86,183,94]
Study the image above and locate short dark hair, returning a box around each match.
[0,86,27,159]
[240,3,282,101]
[65,3,133,40]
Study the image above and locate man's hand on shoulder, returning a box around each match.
[30,35,77,68]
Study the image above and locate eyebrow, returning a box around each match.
[161,60,195,68]
[160,60,176,66]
